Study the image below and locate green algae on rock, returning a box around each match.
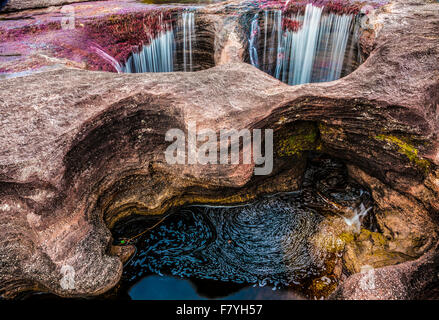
[277,122,319,157]
[375,134,431,174]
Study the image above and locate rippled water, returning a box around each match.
[128,195,326,288]
[114,155,373,300]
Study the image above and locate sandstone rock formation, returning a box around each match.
[1,0,105,12]
[0,0,438,299]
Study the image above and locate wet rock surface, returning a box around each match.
[0,0,438,299]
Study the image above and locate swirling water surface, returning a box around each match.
[116,155,372,300]
[128,195,325,288]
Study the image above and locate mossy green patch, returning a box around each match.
[375,134,431,173]
[310,275,338,298]
[277,123,318,157]
[339,232,355,244]
[340,229,387,246]
[358,228,388,246]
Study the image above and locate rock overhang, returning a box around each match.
[0,0,438,299]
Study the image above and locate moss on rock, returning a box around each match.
[342,228,413,273]
[277,122,319,157]
[375,134,431,173]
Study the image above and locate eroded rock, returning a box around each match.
[1,0,105,12]
[0,0,438,299]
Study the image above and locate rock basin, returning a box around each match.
[0,0,438,300]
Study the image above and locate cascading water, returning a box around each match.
[91,45,122,73]
[182,11,196,72]
[249,4,359,85]
[122,29,174,73]
[314,12,354,82]
[122,11,196,73]
[281,5,323,84]
[249,13,260,68]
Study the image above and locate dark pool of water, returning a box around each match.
[113,155,374,300]
[125,197,326,286]
[129,275,303,300]
[0,0,8,11]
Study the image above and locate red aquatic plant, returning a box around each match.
[322,0,362,15]
[82,9,178,70]
[0,21,61,41]
[282,18,302,32]
[257,0,384,15]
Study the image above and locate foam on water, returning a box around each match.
[343,203,372,233]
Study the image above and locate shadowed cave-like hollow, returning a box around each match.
[108,153,380,300]
[1,0,439,302]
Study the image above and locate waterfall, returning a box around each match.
[316,13,353,82]
[91,45,122,73]
[344,15,362,75]
[262,10,268,71]
[291,4,322,85]
[249,13,260,68]
[250,4,356,85]
[343,203,372,234]
[182,11,196,72]
[122,11,196,73]
[272,10,283,79]
[122,29,174,73]
[274,4,323,84]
